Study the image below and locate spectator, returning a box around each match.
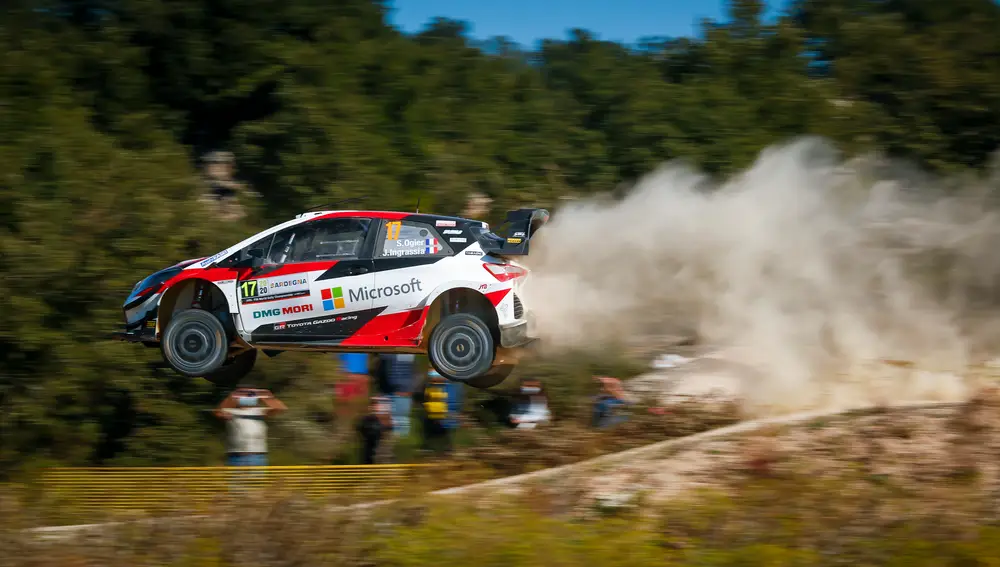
[441,372,464,433]
[592,375,630,428]
[418,371,452,454]
[356,396,393,465]
[214,387,287,467]
[509,378,551,430]
[378,354,418,437]
[335,353,371,412]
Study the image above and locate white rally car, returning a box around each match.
[113,208,548,388]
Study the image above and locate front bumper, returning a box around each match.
[499,319,537,349]
[110,319,159,345]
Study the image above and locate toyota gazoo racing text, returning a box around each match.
[113,208,549,388]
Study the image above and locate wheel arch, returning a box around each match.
[419,285,500,348]
[157,278,235,338]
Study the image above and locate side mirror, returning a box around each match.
[246,248,265,268]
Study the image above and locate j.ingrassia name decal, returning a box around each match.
[383,238,441,257]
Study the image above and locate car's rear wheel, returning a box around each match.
[161,309,229,377]
[204,348,258,387]
[428,313,495,382]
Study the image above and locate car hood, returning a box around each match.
[124,257,203,307]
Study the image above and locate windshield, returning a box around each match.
[214,217,371,267]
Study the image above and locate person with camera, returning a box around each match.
[214,387,287,467]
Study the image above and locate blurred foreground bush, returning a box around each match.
[5,465,1000,566]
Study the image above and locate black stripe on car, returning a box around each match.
[370,256,443,273]
[249,306,387,343]
[315,259,376,281]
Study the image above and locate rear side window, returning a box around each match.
[377,220,452,258]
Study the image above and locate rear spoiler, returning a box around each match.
[476,208,550,257]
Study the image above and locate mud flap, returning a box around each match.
[465,346,530,389]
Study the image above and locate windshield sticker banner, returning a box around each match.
[199,249,229,267]
[240,277,309,304]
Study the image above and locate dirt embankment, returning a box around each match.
[437,388,1000,514]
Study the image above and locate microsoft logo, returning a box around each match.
[321,287,345,311]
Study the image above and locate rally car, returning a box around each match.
[112,207,548,389]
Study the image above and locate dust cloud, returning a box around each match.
[520,137,1000,415]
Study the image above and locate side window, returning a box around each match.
[248,235,275,263]
[377,220,453,258]
[271,218,371,264]
[215,234,272,268]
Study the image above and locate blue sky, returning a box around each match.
[387,0,790,48]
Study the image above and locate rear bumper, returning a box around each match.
[499,319,536,349]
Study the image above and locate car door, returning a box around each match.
[237,216,376,344]
[371,218,454,319]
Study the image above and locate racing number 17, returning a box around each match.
[240,280,258,298]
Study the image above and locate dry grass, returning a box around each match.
[10,341,1000,567]
[447,398,742,477]
[6,460,1000,566]
[6,392,1000,566]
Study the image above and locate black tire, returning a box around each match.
[204,348,258,387]
[161,309,229,377]
[428,313,496,382]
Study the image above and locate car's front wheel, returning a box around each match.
[161,309,229,377]
[428,313,496,382]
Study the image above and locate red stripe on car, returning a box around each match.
[314,211,409,222]
[159,267,251,290]
[484,288,511,306]
[340,307,430,347]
